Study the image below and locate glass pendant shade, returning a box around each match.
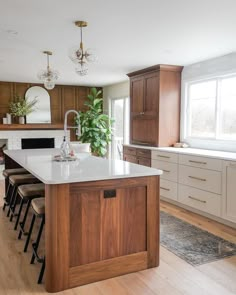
[75,61,88,76]
[69,21,97,76]
[37,51,59,90]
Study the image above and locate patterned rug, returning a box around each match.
[160,211,236,266]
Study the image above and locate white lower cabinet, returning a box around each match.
[150,148,236,226]
[160,179,178,201]
[178,165,222,194]
[178,184,221,217]
[222,161,236,223]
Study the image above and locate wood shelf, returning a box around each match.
[0,124,64,130]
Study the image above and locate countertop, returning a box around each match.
[123,144,236,161]
[4,148,162,184]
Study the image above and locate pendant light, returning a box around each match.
[69,21,97,76]
[37,51,59,90]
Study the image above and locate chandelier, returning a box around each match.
[69,21,97,76]
[37,51,59,90]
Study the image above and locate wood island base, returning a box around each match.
[45,176,159,292]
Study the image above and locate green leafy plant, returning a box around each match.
[9,95,38,117]
[76,88,114,157]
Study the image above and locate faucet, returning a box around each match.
[61,110,81,157]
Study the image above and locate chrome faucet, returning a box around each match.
[61,110,81,157]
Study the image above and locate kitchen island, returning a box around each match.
[4,148,162,293]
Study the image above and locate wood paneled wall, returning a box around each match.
[0,81,91,123]
[0,81,95,140]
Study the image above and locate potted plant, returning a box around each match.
[76,88,113,157]
[9,95,38,124]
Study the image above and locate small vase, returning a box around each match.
[19,116,25,124]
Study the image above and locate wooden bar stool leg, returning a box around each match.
[18,200,31,240]
[24,214,35,252]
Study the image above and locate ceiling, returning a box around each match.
[1,0,236,87]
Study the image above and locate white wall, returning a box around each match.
[103,81,129,114]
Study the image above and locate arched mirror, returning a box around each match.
[25,86,51,123]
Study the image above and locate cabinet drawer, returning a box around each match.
[152,150,178,163]
[179,154,222,171]
[178,165,222,194]
[123,146,136,156]
[160,179,177,201]
[178,184,221,217]
[124,154,137,164]
[136,148,151,159]
[152,159,177,182]
[137,157,151,167]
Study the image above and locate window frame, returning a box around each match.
[181,73,236,152]
[108,96,130,159]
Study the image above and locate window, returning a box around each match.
[109,97,129,159]
[184,74,236,151]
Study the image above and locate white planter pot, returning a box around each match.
[19,116,25,124]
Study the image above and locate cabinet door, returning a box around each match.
[131,117,158,146]
[144,73,159,116]
[223,161,236,223]
[69,185,147,266]
[130,77,144,115]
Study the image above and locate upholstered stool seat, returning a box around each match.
[9,174,40,186]
[2,168,28,211]
[31,198,45,215]
[3,168,28,178]
[18,183,45,199]
[24,197,45,284]
[15,183,45,233]
[7,174,41,221]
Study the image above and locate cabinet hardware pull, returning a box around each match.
[157,155,170,159]
[188,196,206,203]
[139,112,145,115]
[188,176,206,181]
[160,187,170,191]
[189,160,207,165]
[163,169,170,173]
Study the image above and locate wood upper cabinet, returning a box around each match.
[128,65,183,147]
[131,73,158,117]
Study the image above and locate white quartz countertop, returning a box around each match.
[123,144,236,161]
[4,148,162,184]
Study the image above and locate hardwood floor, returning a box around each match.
[0,180,235,295]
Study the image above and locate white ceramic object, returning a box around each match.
[70,142,91,153]
[19,116,25,124]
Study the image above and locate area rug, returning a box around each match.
[160,211,236,266]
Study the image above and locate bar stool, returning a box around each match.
[14,183,45,234]
[26,198,45,284]
[2,168,28,211]
[7,174,41,221]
